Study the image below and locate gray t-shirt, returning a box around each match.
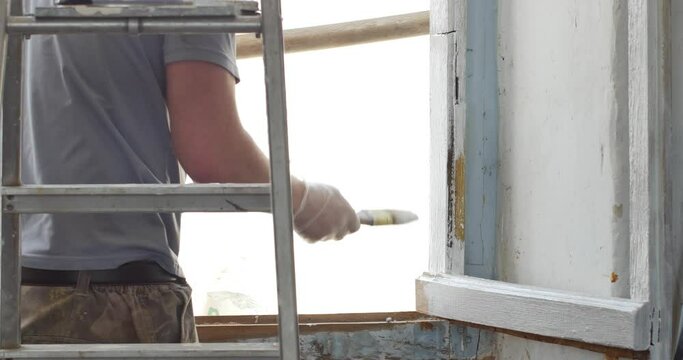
[21,0,239,276]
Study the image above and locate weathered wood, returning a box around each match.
[628,0,673,358]
[416,273,651,350]
[199,320,437,342]
[463,0,497,281]
[197,312,425,326]
[429,0,456,34]
[460,321,649,360]
[236,12,428,59]
[201,319,456,359]
[422,0,672,356]
[670,0,683,357]
[429,0,466,276]
[195,311,648,359]
[627,0,654,307]
[455,1,499,357]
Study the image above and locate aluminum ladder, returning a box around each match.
[0,0,298,358]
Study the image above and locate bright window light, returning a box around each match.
[179,0,429,315]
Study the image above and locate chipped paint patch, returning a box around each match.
[612,204,623,219]
[73,5,124,16]
[610,272,619,283]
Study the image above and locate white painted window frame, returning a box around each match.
[417,0,672,356]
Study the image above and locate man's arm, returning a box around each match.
[166,61,292,186]
[165,61,360,241]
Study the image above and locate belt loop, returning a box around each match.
[76,271,91,295]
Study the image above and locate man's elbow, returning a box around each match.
[178,158,220,184]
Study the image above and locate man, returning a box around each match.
[19,0,360,344]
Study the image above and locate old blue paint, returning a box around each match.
[450,326,495,359]
[464,0,498,280]
[303,324,452,359]
[236,321,481,359]
[460,0,499,358]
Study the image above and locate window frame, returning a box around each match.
[417,0,672,355]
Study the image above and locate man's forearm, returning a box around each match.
[166,60,303,208]
[171,119,305,208]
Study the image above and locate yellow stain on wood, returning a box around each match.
[610,272,619,283]
[455,156,465,241]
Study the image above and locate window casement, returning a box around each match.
[417,0,673,358]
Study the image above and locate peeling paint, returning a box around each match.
[455,155,466,241]
[237,322,459,359]
[610,272,619,283]
[197,312,650,359]
[73,5,124,16]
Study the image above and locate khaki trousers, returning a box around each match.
[21,281,198,344]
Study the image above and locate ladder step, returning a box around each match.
[34,1,259,19]
[0,342,279,359]
[1,184,271,213]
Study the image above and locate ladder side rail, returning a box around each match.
[261,0,300,359]
[0,0,22,349]
[0,1,299,358]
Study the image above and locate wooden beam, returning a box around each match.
[194,311,648,359]
[628,0,673,357]
[236,11,428,59]
[196,311,425,326]
[463,0,497,280]
[416,273,651,350]
[197,312,429,341]
[428,0,467,276]
[451,319,649,360]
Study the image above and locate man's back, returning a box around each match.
[19,1,243,344]
[21,0,239,276]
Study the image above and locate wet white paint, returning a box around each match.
[497,0,626,296]
[73,5,124,15]
[416,273,648,350]
[496,1,630,358]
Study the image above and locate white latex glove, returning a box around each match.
[293,182,360,243]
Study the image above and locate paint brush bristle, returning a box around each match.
[357,209,419,226]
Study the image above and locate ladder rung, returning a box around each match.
[1,184,271,213]
[7,15,262,35]
[0,343,279,359]
[34,1,259,19]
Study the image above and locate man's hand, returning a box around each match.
[293,182,360,242]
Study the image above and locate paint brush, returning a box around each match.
[357,209,419,226]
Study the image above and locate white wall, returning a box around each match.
[496,335,616,360]
[496,0,629,358]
